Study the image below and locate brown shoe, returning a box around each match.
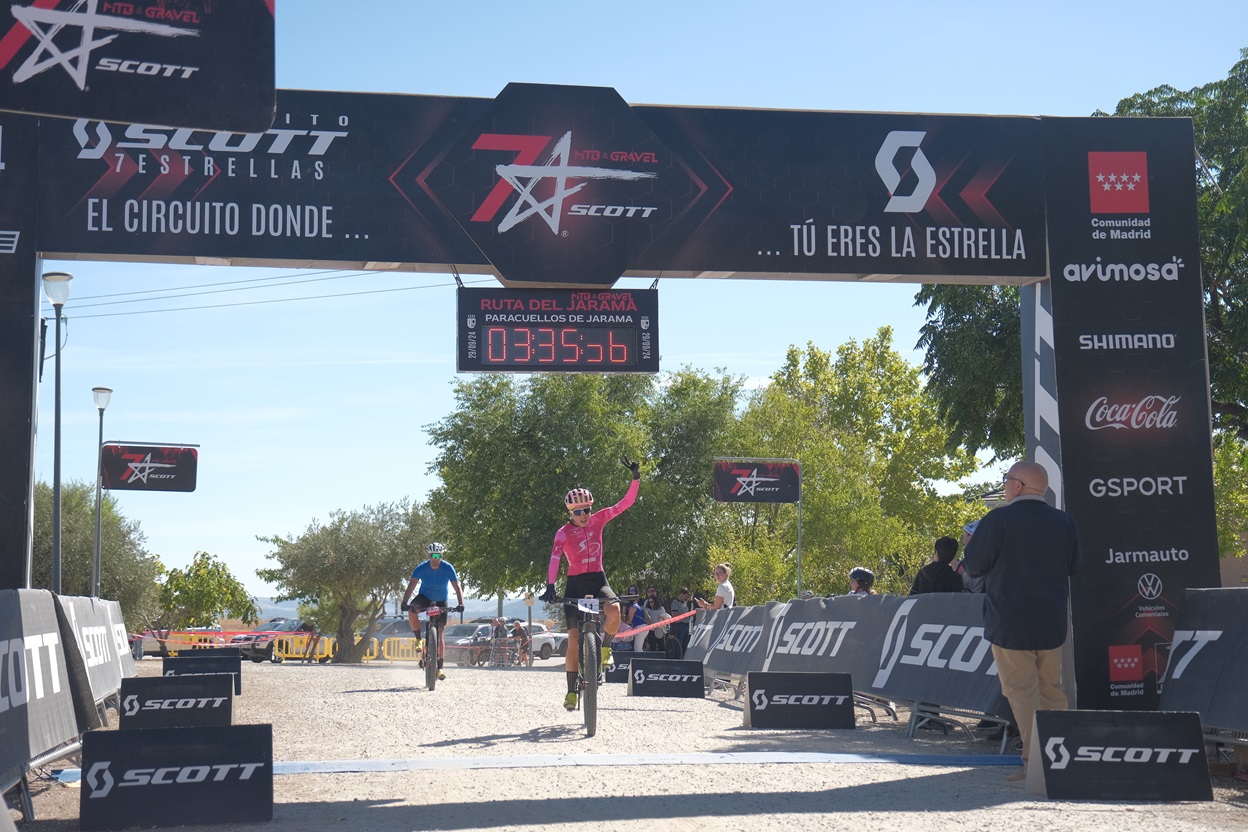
[1006,769,1027,783]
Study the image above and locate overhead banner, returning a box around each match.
[34,88,1048,284]
[712,460,801,503]
[1044,117,1221,710]
[1158,588,1248,733]
[0,0,275,131]
[100,443,197,492]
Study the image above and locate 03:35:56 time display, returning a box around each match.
[484,326,635,366]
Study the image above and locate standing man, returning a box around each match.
[400,542,465,681]
[963,460,1080,783]
[540,457,641,711]
[669,588,693,655]
[909,536,965,595]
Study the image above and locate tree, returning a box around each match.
[150,552,257,655]
[32,479,163,629]
[1213,433,1248,560]
[257,501,426,663]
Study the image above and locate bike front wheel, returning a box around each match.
[581,627,600,737]
[425,622,439,691]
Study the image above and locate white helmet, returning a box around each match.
[427,542,447,556]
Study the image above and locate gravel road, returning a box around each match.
[12,657,1248,832]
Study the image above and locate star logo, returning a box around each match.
[1087,151,1149,214]
[122,452,176,484]
[7,0,197,91]
[1107,644,1145,682]
[731,468,781,497]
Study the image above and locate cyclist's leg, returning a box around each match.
[434,604,449,678]
[410,595,432,663]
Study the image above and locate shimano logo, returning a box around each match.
[86,761,265,798]
[874,600,996,688]
[875,131,936,213]
[751,689,848,710]
[1061,256,1183,283]
[1079,333,1176,351]
[1044,737,1200,771]
[122,695,229,716]
[633,669,699,684]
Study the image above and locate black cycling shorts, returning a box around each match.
[563,572,618,629]
[410,594,449,624]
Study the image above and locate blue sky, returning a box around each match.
[35,1,1248,597]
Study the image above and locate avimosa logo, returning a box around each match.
[469,131,658,235]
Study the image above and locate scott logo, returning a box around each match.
[469,131,657,235]
[633,669,699,684]
[751,689,847,710]
[1043,737,1199,770]
[873,599,996,688]
[875,131,936,213]
[122,695,229,717]
[86,761,266,798]
[73,120,349,160]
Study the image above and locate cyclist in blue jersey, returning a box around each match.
[400,543,465,680]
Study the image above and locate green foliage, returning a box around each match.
[155,551,257,629]
[31,479,163,630]
[1213,433,1248,559]
[257,501,427,662]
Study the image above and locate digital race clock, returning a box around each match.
[457,287,658,373]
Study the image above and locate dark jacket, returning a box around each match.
[963,495,1080,650]
[908,561,964,595]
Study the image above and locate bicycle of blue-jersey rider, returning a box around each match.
[418,604,444,691]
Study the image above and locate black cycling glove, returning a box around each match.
[400,602,410,612]
[621,456,640,479]
[454,604,465,613]
[539,583,558,603]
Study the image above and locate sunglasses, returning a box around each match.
[570,508,592,516]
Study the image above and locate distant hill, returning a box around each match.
[252,596,551,624]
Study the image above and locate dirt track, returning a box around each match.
[12,658,1248,832]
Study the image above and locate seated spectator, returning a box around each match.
[641,588,671,652]
[510,620,529,664]
[909,536,965,594]
[622,595,647,652]
[801,589,815,600]
[669,588,693,653]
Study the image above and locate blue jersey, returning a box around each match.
[410,559,458,600]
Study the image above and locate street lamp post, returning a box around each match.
[92,387,112,598]
[42,271,72,596]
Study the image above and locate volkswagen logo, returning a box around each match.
[1137,573,1163,600]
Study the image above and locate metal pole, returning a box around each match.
[92,406,104,597]
[51,309,63,595]
[796,492,803,596]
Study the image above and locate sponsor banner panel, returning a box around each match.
[760,595,1011,719]
[55,596,136,704]
[1035,710,1211,801]
[1158,588,1248,733]
[0,1,274,132]
[626,658,704,698]
[1044,116,1220,711]
[161,655,241,695]
[684,608,732,664]
[100,444,197,492]
[34,89,1049,284]
[80,723,273,830]
[119,675,233,730]
[712,460,801,503]
[0,590,83,787]
[603,650,663,683]
[744,671,855,729]
[702,605,767,679]
[0,112,39,593]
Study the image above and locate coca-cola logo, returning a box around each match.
[1085,395,1180,431]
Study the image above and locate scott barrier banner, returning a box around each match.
[55,596,136,705]
[161,654,241,695]
[119,675,233,730]
[1158,588,1248,733]
[1044,117,1221,710]
[80,723,273,830]
[702,604,767,679]
[684,608,731,665]
[0,589,88,787]
[0,1,275,132]
[712,460,801,503]
[744,671,855,729]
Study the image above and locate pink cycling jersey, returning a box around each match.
[547,479,639,584]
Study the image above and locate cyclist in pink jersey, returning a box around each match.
[540,457,640,711]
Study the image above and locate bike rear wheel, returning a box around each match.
[581,627,600,737]
[425,620,439,691]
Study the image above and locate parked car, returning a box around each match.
[132,626,224,657]
[443,623,494,666]
[232,618,315,663]
[524,622,566,660]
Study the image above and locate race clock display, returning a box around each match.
[457,287,658,373]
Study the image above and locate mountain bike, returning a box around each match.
[418,605,444,691]
[568,597,606,736]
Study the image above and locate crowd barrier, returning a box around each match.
[1,590,134,813]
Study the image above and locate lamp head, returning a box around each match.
[92,387,112,411]
[41,272,73,309]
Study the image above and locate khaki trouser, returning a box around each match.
[991,644,1069,764]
